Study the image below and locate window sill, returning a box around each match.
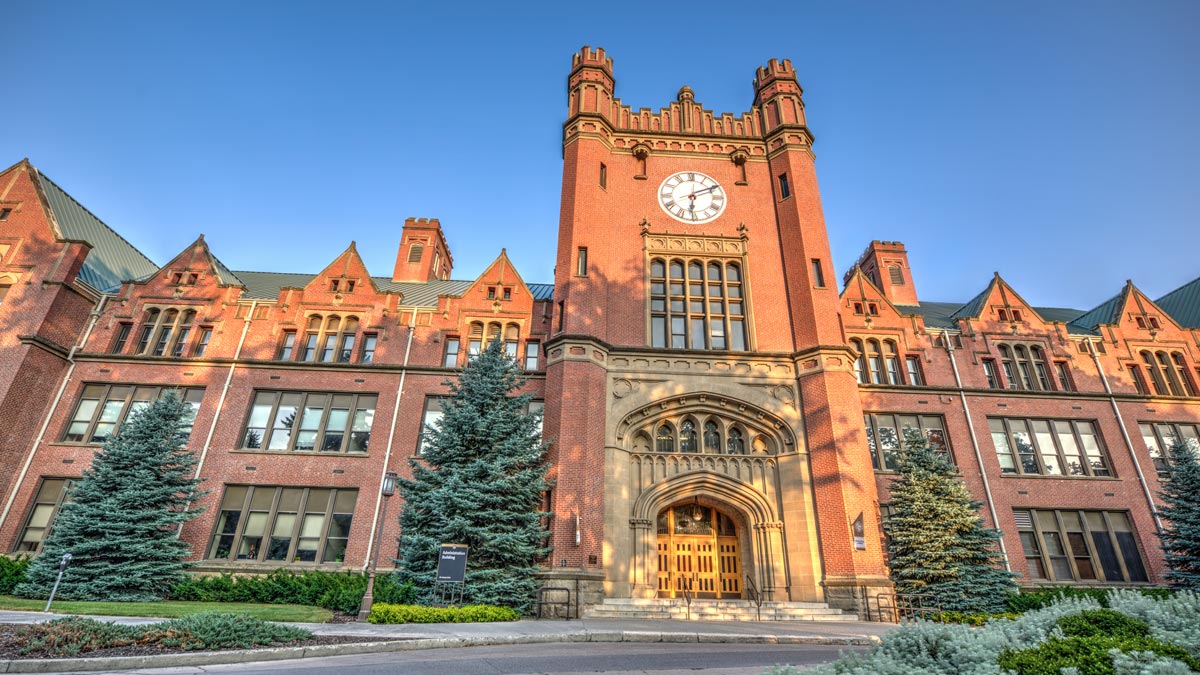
[228,449,371,458]
[998,472,1121,481]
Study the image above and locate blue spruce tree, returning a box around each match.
[16,392,205,601]
[1158,441,1200,589]
[395,339,551,612]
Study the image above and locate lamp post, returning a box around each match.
[358,470,398,621]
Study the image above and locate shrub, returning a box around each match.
[1057,608,1150,641]
[1006,587,1173,613]
[927,611,1021,626]
[1108,589,1200,657]
[13,617,143,657]
[367,603,519,624]
[169,570,416,614]
[0,556,30,595]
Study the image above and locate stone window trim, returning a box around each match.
[994,342,1057,392]
[1013,508,1149,584]
[131,306,201,358]
[1136,349,1197,398]
[989,417,1113,478]
[850,337,920,386]
[13,477,75,554]
[240,390,376,454]
[1138,421,1200,480]
[60,384,205,445]
[296,314,362,364]
[646,256,751,352]
[862,413,950,472]
[206,485,358,565]
[462,320,525,363]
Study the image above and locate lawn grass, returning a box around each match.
[0,596,331,622]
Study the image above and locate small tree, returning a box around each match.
[884,430,1017,613]
[1158,441,1200,589]
[395,340,551,612]
[16,392,205,601]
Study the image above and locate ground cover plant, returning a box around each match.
[366,603,520,624]
[780,590,1200,675]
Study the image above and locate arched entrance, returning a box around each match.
[656,500,742,599]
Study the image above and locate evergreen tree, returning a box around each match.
[884,429,1017,613]
[395,340,551,612]
[1157,441,1200,588]
[16,392,205,601]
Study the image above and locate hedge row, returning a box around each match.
[367,603,520,624]
[169,569,417,614]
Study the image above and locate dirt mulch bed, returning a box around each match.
[0,625,400,660]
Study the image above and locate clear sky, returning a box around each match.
[3,2,1197,310]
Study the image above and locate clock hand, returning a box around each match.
[692,185,720,195]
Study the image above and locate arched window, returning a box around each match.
[656,424,675,453]
[1141,351,1168,395]
[998,345,1018,389]
[171,311,196,357]
[302,315,359,363]
[647,256,748,352]
[468,322,484,358]
[134,308,199,357]
[1157,351,1184,396]
[1030,346,1051,390]
[486,322,501,347]
[134,309,161,354]
[703,421,720,452]
[866,340,884,384]
[883,341,902,385]
[726,427,745,455]
[1013,345,1035,389]
[504,324,520,358]
[850,339,866,383]
[680,420,698,453]
[1172,353,1197,396]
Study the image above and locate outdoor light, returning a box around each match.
[358,470,401,621]
[689,496,704,522]
[381,470,398,497]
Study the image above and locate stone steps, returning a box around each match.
[583,598,860,622]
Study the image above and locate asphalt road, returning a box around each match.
[84,641,863,675]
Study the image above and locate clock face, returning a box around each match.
[658,171,727,223]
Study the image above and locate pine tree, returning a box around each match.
[15,392,206,601]
[395,340,551,612]
[1157,441,1200,588]
[884,429,1017,613]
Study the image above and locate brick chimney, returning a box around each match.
[392,218,453,283]
[845,240,919,307]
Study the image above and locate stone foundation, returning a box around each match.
[821,575,894,620]
[536,568,607,618]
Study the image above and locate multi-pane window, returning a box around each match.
[242,391,375,453]
[111,323,132,354]
[1013,509,1148,583]
[62,385,204,444]
[997,344,1052,391]
[132,308,198,357]
[207,485,357,564]
[467,323,483,358]
[503,325,519,358]
[862,413,948,471]
[300,315,360,363]
[905,356,924,385]
[524,342,540,370]
[1138,350,1196,397]
[641,415,757,455]
[278,331,296,360]
[1054,361,1074,392]
[983,359,1001,389]
[1139,422,1200,479]
[14,478,74,553]
[418,397,446,454]
[850,339,912,385]
[443,337,460,368]
[989,418,1110,477]
[648,258,747,351]
[360,334,377,363]
[193,328,212,357]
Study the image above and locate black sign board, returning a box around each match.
[436,544,469,583]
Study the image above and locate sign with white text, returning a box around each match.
[437,544,469,583]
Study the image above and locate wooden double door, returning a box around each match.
[656,502,742,599]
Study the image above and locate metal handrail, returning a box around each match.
[680,573,695,621]
[744,575,763,622]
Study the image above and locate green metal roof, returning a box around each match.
[37,171,159,292]
[949,285,991,320]
[232,271,554,306]
[1156,276,1200,329]
[1069,290,1125,331]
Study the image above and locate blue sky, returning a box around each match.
[3,2,1197,309]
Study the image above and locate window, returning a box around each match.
[528,400,544,441]
[557,301,565,332]
[14,478,74,553]
[996,343,1051,391]
[242,391,376,453]
[778,173,790,199]
[863,413,948,471]
[1054,361,1074,392]
[503,325,519,358]
[576,247,588,276]
[905,356,924,385]
[278,331,297,361]
[639,416,759,455]
[467,323,483,358]
[360,334,377,364]
[207,485,357,564]
[1135,316,1146,329]
[111,323,132,354]
[503,287,512,300]
[853,302,864,315]
[1013,509,1148,583]
[62,385,204,444]
[443,337,461,368]
[648,258,747,351]
[810,259,825,288]
[301,315,360,363]
[983,359,1001,389]
[998,309,1009,322]
[599,163,607,189]
[1129,366,1149,395]
[524,342,540,370]
[407,242,424,263]
[989,418,1111,477]
[0,207,10,221]
[867,303,879,316]
[419,397,446,454]
[1138,351,1196,397]
[1139,422,1200,479]
[850,339,866,383]
[132,308,198,357]
[193,328,212,357]
[0,283,8,304]
[487,287,496,300]
[888,265,904,285]
[852,339,904,385]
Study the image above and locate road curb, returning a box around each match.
[0,630,881,672]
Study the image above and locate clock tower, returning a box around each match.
[542,47,890,614]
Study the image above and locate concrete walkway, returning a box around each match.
[0,610,896,673]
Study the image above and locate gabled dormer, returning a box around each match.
[130,234,245,298]
[951,273,1048,330]
[302,241,383,302]
[840,265,908,328]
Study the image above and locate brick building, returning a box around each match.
[1,48,1198,616]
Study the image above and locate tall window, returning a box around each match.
[1013,509,1148,583]
[1139,422,1200,478]
[524,342,540,370]
[207,485,357,564]
[467,322,484,358]
[443,337,461,368]
[1139,350,1195,397]
[14,478,74,553]
[193,327,213,357]
[863,413,949,471]
[850,339,907,385]
[638,415,759,455]
[810,259,825,288]
[905,356,924,385]
[132,308,198,357]
[577,247,588,276]
[419,397,446,454]
[1054,361,1074,392]
[62,385,204,444]
[360,334,377,363]
[407,242,424,263]
[996,343,1052,391]
[242,391,375,453]
[111,323,132,354]
[778,173,790,199]
[648,258,747,351]
[301,315,360,363]
[989,418,1110,477]
[503,325,520,358]
[983,359,1001,389]
[278,331,297,360]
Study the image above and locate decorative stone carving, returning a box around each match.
[643,231,746,257]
